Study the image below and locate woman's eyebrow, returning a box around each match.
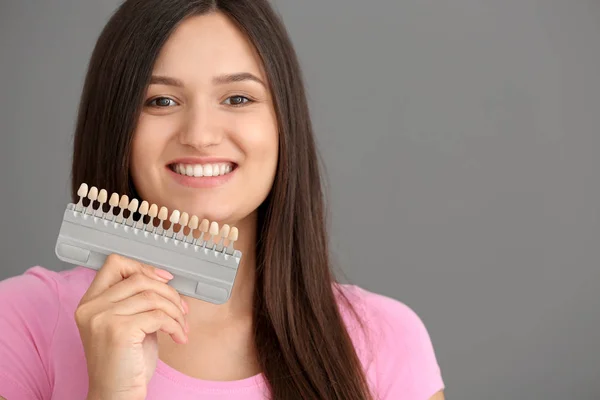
[149,72,265,88]
[149,75,184,87]
[212,72,265,88]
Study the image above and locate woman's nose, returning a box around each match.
[177,106,223,149]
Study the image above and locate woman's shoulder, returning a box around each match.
[333,283,445,399]
[0,265,96,321]
[334,282,432,334]
[0,265,95,300]
[0,266,95,399]
[333,283,438,354]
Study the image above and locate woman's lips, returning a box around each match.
[166,164,237,188]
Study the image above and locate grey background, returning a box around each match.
[1,1,599,399]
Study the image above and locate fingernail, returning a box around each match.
[155,268,174,280]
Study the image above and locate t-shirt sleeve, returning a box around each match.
[0,266,61,400]
[369,291,445,400]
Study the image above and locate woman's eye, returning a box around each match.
[224,95,251,106]
[147,97,177,107]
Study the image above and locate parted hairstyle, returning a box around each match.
[71,1,374,399]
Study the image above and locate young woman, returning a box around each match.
[0,1,445,399]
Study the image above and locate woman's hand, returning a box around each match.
[75,254,189,400]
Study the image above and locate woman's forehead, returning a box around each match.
[152,13,266,83]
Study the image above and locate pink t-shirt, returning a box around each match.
[0,266,444,399]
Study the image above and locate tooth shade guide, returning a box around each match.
[225,227,238,253]
[108,193,119,207]
[139,201,149,215]
[194,231,209,247]
[59,195,244,305]
[125,199,139,226]
[77,183,89,198]
[87,187,99,215]
[107,193,119,220]
[87,186,98,201]
[193,219,210,246]
[206,221,219,249]
[174,212,189,240]
[148,204,158,217]
[137,201,149,229]
[83,186,96,215]
[180,225,192,237]
[153,219,167,236]
[173,221,184,234]
[97,189,108,203]
[158,206,168,220]
[209,221,219,236]
[115,195,129,224]
[118,195,129,209]
[158,207,169,234]
[70,184,241,255]
[150,214,162,234]
[162,219,173,230]
[199,230,207,241]
[75,183,89,212]
[139,213,151,230]
[146,204,158,233]
[167,210,181,238]
[184,215,198,243]
[169,210,181,224]
[156,206,168,236]
[127,199,139,212]
[199,219,210,232]
[97,189,108,217]
[219,224,231,239]
[121,206,134,225]
[169,223,182,237]
[189,227,203,244]
[215,224,230,251]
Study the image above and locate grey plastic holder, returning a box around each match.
[55,203,242,304]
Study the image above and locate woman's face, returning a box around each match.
[130,12,278,227]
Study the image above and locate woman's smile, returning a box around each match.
[165,156,239,189]
[166,162,238,189]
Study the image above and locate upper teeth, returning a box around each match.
[172,163,233,177]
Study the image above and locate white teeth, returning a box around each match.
[171,162,234,178]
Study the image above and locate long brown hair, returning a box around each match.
[71,1,374,398]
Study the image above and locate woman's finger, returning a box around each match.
[83,253,173,302]
[111,289,188,335]
[126,309,188,344]
[102,272,186,315]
